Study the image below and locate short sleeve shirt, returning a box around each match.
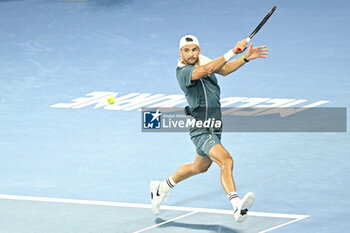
[176,54,222,136]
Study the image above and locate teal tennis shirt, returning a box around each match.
[176,54,222,136]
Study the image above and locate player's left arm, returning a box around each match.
[217,44,268,76]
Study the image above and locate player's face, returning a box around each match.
[180,44,200,65]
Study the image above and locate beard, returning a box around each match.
[184,56,199,65]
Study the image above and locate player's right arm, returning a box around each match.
[191,57,227,81]
[191,40,247,81]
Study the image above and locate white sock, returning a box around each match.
[228,192,240,209]
[160,176,176,193]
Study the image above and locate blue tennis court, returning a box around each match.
[0,0,349,232]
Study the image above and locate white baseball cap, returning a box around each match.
[179,35,200,50]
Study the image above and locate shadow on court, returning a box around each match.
[155,218,241,233]
[172,189,222,207]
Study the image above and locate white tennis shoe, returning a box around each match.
[150,180,168,215]
[233,192,255,223]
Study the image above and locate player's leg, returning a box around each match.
[150,153,212,214]
[208,144,236,194]
[172,152,212,183]
[209,143,255,223]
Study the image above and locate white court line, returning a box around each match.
[0,194,310,232]
[259,215,309,233]
[133,211,198,233]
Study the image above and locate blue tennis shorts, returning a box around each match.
[191,133,222,158]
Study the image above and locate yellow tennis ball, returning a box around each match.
[107,96,115,105]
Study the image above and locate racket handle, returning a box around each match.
[236,37,251,53]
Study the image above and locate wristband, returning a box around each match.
[242,54,249,62]
[223,49,236,62]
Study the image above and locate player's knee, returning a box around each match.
[192,164,210,174]
[200,165,210,173]
[192,166,205,174]
[220,154,233,170]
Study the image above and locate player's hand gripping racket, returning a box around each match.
[237,6,277,53]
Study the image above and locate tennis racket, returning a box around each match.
[237,6,277,53]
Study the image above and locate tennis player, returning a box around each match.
[151,35,268,223]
